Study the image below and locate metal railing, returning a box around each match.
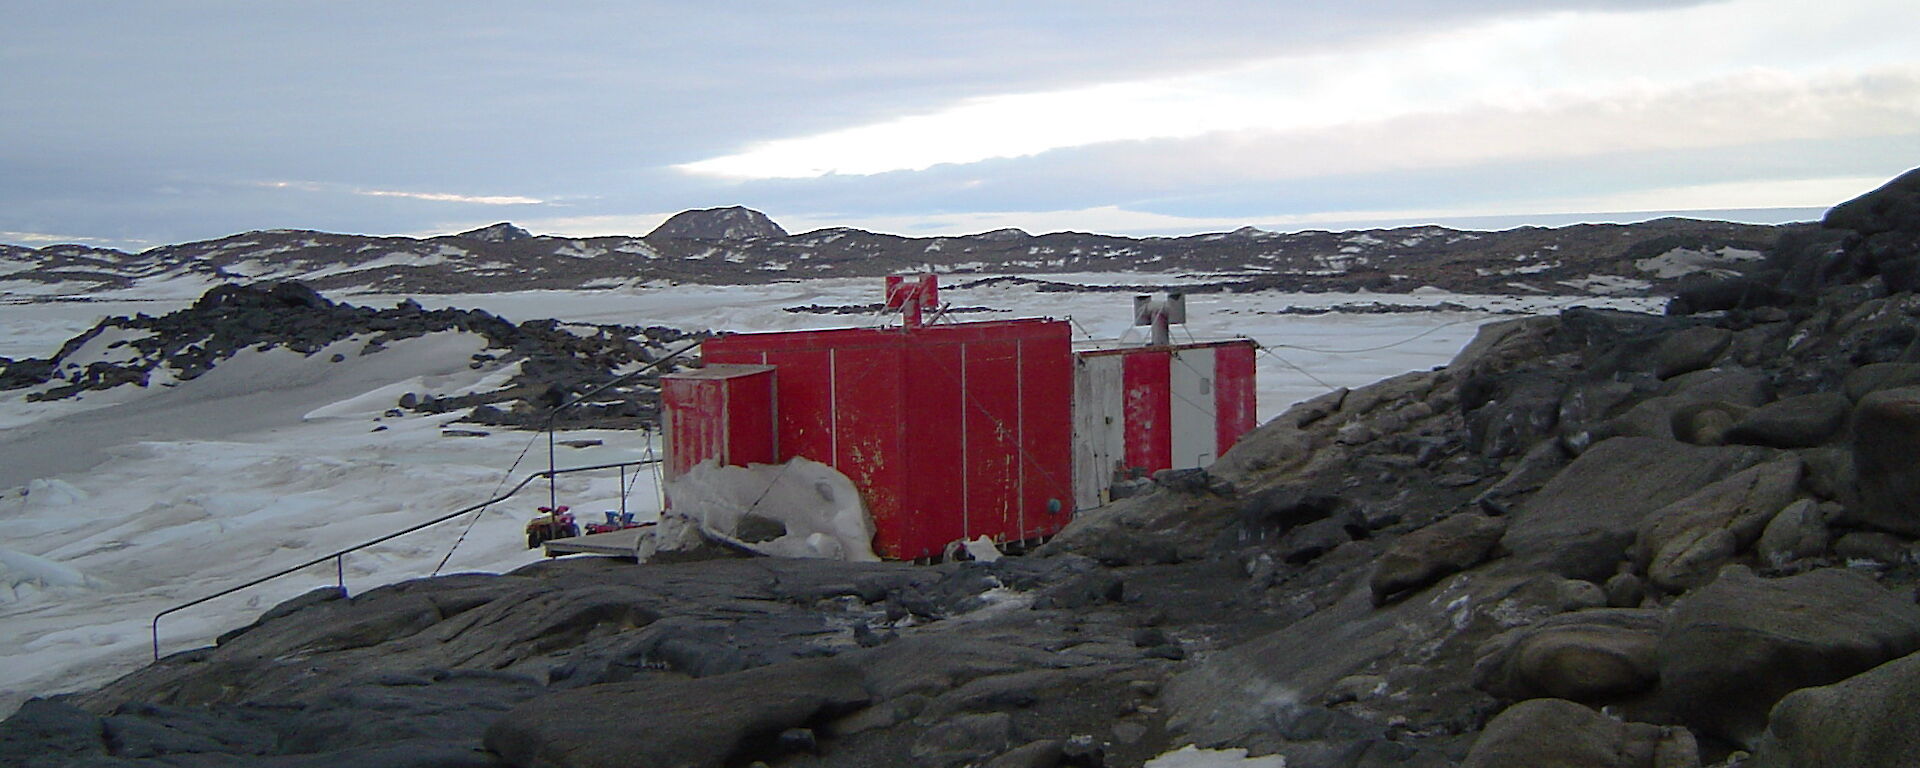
[149,458,660,660]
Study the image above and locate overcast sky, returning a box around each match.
[4,0,1917,251]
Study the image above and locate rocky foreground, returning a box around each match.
[5,171,1920,768]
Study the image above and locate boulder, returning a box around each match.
[1724,392,1851,449]
[1604,572,1646,609]
[1650,327,1733,380]
[1461,370,1568,458]
[1753,649,1920,768]
[1654,567,1920,746]
[483,657,871,768]
[1667,401,1749,446]
[1823,166,1920,237]
[1832,531,1907,564]
[1502,437,1770,582]
[1632,458,1803,592]
[1473,609,1664,704]
[1462,698,1698,768]
[1369,513,1507,605]
[1755,499,1830,567]
[1040,491,1228,565]
[1597,368,1771,443]
[1842,362,1920,402]
[1851,387,1920,536]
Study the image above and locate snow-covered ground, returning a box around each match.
[0,276,1659,721]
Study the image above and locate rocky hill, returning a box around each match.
[0,209,1782,298]
[3,170,1917,768]
[0,282,700,429]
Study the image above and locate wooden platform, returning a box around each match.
[542,526,651,558]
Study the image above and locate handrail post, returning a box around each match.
[144,458,661,660]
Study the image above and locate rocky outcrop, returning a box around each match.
[1652,567,1920,747]
[1851,386,1920,535]
[1473,609,1663,705]
[0,282,697,428]
[455,222,533,242]
[484,657,870,768]
[648,206,789,240]
[1369,513,1507,605]
[1753,649,1920,768]
[1462,698,1697,768]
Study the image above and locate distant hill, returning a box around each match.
[0,210,1789,297]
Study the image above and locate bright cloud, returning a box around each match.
[766,174,1876,239]
[260,181,543,206]
[678,0,1920,181]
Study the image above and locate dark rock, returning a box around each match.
[1662,366,1772,406]
[1668,275,1795,315]
[648,206,788,240]
[1852,387,1920,535]
[1843,362,1920,402]
[1234,487,1342,540]
[987,739,1066,768]
[1824,167,1920,237]
[1502,437,1770,582]
[484,657,869,768]
[911,711,1016,767]
[1724,391,1851,448]
[1040,491,1225,566]
[1060,734,1106,767]
[1668,400,1749,446]
[1143,644,1187,661]
[1756,499,1830,567]
[1369,513,1507,606]
[1833,531,1907,564]
[1032,569,1126,609]
[1797,447,1856,504]
[1275,517,1354,565]
[1655,567,1920,747]
[1651,327,1733,379]
[1462,698,1698,768]
[1461,369,1568,458]
[1604,572,1646,608]
[1754,648,1920,768]
[1632,458,1802,593]
[455,222,533,242]
[0,698,106,764]
[1473,609,1663,704]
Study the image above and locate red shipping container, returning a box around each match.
[694,318,1076,561]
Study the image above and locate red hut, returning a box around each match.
[659,276,1256,561]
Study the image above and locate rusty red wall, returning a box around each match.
[660,365,776,481]
[1213,342,1258,457]
[701,319,1073,560]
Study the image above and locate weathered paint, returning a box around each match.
[1169,346,1216,469]
[1213,343,1258,457]
[1073,339,1258,506]
[659,364,777,481]
[1071,353,1125,509]
[700,318,1074,560]
[1121,349,1173,473]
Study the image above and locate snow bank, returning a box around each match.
[0,547,104,601]
[1145,745,1288,767]
[658,458,878,562]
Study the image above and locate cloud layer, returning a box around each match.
[1,0,1914,250]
